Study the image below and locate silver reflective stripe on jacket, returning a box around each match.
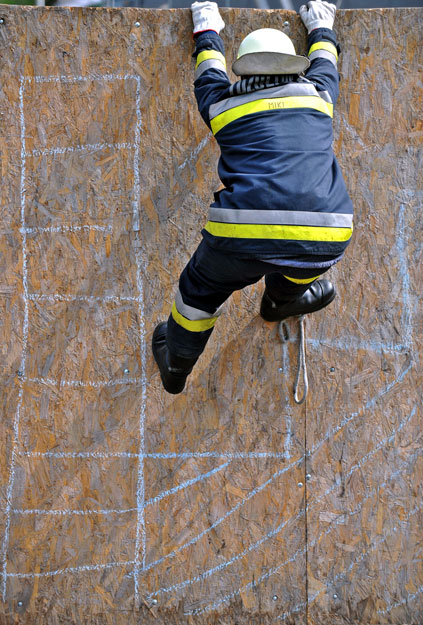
[208,208,353,229]
[209,82,322,120]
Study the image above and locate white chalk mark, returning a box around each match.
[306,337,408,354]
[27,294,140,304]
[178,133,212,171]
[145,460,231,509]
[397,204,413,349]
[26,141,136,158]
[23,224,112,235]
[7,560,135,580]
[132,75,147,605]
[20,450,286,460]
[12,508,138,516]
[182,407,416,614]
[20,451,140,459]
[25,73,140,84]
[146,451,286,460]
[1,77,30,601]
[27,377,143,388]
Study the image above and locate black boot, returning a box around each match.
[260,279,336,322]
[152,322,198,394]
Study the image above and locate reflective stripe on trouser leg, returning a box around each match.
[265,269,326,303]
[283,274,321,284]
[167,289,223,359]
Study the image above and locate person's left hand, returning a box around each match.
[191,1,225,35]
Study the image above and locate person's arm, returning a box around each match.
[191,2,230,128]
[299,0,340,105]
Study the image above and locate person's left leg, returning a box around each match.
[260,269,336,322]
[152,241,267,394]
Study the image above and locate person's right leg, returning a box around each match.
[260,269,336,322]
[153,241,268,394]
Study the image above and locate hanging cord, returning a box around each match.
[278,315,308,405]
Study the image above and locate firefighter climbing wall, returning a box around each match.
[0,6,422,624]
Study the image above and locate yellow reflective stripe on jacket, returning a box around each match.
[284,274,320,284]
[195,50,227,70]
[210,96,333,135]
[171,302,218,332]
[204,221,352,242]
[308,41,338,60]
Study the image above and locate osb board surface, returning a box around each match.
[0,5,422,625]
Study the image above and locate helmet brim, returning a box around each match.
[232,52,310,77]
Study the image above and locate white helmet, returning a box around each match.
[232,28,310,76]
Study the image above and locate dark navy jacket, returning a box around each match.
[193,28,354,259]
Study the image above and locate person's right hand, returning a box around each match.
[191,1,225,35]
[299,0,336,33]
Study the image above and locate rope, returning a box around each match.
[278,315,308,405]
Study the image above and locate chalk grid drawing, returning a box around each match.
[0,71,419,619]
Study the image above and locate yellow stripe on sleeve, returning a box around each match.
[308,41,338,60]
[195,50,227,70]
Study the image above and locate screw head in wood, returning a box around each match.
[124,368,130,374]
[272,595,278,601]
[283,21,289,27]
[0,18,4,24]
[134,21,140,27]
[17,601,23,607]
[306,473,312,481]
[298,482,303,488]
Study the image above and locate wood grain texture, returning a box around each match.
[0,6,421,624]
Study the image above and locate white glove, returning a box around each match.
[191,1,225,35]
[299,0,336,33]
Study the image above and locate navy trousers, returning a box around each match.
[167,240,328,359]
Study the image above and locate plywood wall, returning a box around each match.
[0,6,422,624]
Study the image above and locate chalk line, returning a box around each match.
[20,451,287,460]
[23,224,112,235]
[24,73,140,84]
[6,560,135,580]
[397,204,413,349]
[178,133,212,171]
[132,75,147,606]
[27,294,140,304]
[1,77,30,601]
[26,376,143,388]
[25,141,136,158]
[12,508,138,516]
